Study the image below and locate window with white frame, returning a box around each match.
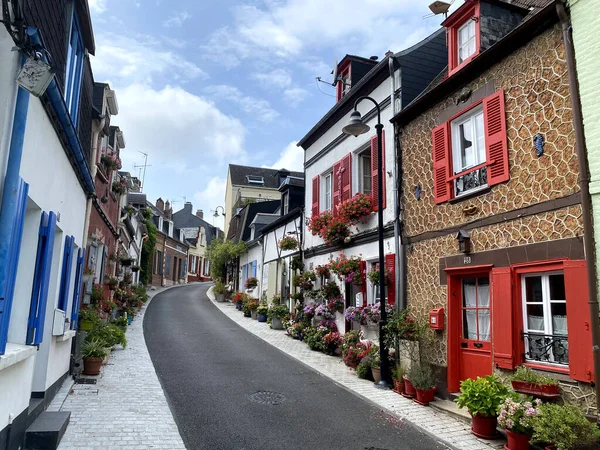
[451,105,487,197]
[368,261,387,305]
[65,12,85,123]
[521,272,568,366]
[323,172,332,211]
[458,19,476,65]
[282,192,289,215]
[358,150,372,196]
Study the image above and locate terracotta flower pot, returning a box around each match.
[372,367,381,383]
[511,380,559,399]
[83,357,103,376]
[414,387,436,406]
[504,429,531,450]
[402,375,415,399]
[470,413,498,439]
[393,379,405,395]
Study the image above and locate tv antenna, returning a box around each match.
[315,57,351,97]
[133,151,151,192]
[422,1,454,19]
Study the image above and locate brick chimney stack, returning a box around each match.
[164,200,172,220]
[156,197,164,212]
[196,209,204,219]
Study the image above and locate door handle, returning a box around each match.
[473,343,483,348]
[460,342,468,348]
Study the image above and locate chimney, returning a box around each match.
[156,197,164,212]
[184,202,193,213]
[164,200,172,220]
[196,209,204,219]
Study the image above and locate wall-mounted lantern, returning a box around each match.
[456,229,471,254]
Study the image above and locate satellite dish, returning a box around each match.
[428,1,451,15]
[331,58,338,86]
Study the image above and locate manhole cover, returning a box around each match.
[248,391,286,405]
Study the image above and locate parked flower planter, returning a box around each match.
[83,357,103,375]
[471,414,498,439]
[414,387,436,406]
[272,317,283,330]
[216,293,225,302]
[257,313,267,322]
[393,379,405,395]
[504,429,531,450]
[251,310,258,320]
[372,367,381,383]
[511,380,560,399]
[402,375,415,399]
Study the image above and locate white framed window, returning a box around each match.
[247,175,264,185]
[367,260,388,305]
[282,192,289,215]
[358,150,372,196]
[65,12,84,123]
[521,272,568,366]
[458,19,476,64]
[322,172,332,211]
[451,105,487,197]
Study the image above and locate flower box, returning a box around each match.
[414,387,436,406]
[511,380,560,399]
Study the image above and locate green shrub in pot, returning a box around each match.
[456,375,508,417]
[531,403,600,450]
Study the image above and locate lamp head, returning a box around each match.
[213,211,219,217]
[342,110,370,137]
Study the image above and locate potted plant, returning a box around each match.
[322,331,343,356]
[120,256,133,266]
[82,339,109,375]
[257,301,268,322]
[498,396,542,450]
[392,365,406,395]
[112,179,126,195]
[456,375,509,439]
[78,307,100,331]
[214,279,227,302]
[248,299,259,319]
[242,299,252,317]
[403,373,416,399]
[131,265,141,273]
[511,366,560,399]
[245,277,258,290]
[531,403,600,450]
[90,284,105,305]
[315,264,330,279]
[411,363,436,406]
[83,267,94,283]
[336,193,374,225]
[367,264,392,286]
[107,276,118,291]
[268,304,289,330]
[233,292,245,310]
[371,354,382,383]
[278,235,299,251]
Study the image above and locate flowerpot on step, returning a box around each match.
[372,367,381,383]
[393,379,405,395]
[257,313,267,322]
[402,375,415,399]
[235,301,243,310]
[243,310,251,317]
[216,293,225,302]
[414,387,436,406]
[504,429,531,450]
[83,357,103,375]
[470,414,498,439]
[272,317,283,330]
[251,310,258,320]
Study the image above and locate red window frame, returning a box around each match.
[444,1,481,76]
[336,61,351,102]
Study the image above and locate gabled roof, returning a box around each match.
[228,200,280,243]
[228,164,303,189]
[172,203,221,246]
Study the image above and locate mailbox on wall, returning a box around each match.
[429,308,445,330]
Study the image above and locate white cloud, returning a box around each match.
[92,32,206,84]
[163,10,191,28]
[193,177,227,231]
[251,68,291,89]
[88,0,107,14]
[283,87,309,107]
[264,141,304,171]
[203,85,279,123]
[161,35,187,49]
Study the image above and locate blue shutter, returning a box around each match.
[27,211,57,346]
[70,248,85,329]
[0,179,29,355]
[252,261,257,278]
[57,236,75,311]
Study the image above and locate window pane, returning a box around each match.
[475,112,485,164]
[478,310,490,341]
[463,310,477,340]
[527,304,545,331]
[477,277,490,308]
[551,302,567,335]
[549,274,565,300]
[525,276,543,303]
[362,155,372,195]
[463,278,477,307]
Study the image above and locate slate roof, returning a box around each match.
[228,200,280,243]
[228,164,304,189]
[260,207,303,235]
[172,203,221,246]
[127,192,147,207]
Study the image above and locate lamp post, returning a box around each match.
[213,206,226,225]
[342,96,392,389]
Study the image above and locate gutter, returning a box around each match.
[556,1,600,417]
[27,27,95,195]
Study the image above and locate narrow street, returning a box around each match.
[144,283,447,450]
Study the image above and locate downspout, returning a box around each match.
[557,1,600,416]
[389,56,405,310]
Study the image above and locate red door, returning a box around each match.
[458,276,493,383]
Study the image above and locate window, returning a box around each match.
[247,175,264,185]
[451,105,487,197]
[282,192,289,215]
[65,12,85,124]
[458,20,476,65]
[336,64,351,101]
[323,172,332,211]
[57,236,75,312]
[165,255,171,277]
[462,277,490,341]
[358,151,372,196]
[521,273,568,366]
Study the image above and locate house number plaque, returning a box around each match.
[463,256,472,264]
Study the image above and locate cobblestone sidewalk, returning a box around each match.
[207,287,505,450]
[49,286,186,450]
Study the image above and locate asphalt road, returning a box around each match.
[144,283,448,450]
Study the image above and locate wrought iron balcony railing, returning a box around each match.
[522,332,569,366]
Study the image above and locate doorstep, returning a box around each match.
[430,397,471,425]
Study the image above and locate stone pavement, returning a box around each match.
[207,287,505,450]
[49,286,186,450]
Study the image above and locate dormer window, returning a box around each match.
[336,62,351,102]
[247,175,264,185]
[444,1,480,76]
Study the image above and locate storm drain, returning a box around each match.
[248,391,286,405]
[74,378,97,385]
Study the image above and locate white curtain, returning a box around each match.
[478,283,490,307]
[528,315,544,331]
[478,310,491,341]
[553,315,567,335]
[463,283,477,307]
[464,310,478,340]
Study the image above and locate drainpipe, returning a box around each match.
[557,1,600,417]
[389,56,406,310]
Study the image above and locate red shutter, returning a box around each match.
[359,260,367,305]
[385,253,396,305]
[492,267,515,369]
[432,123,451,204]
[564,260,595,382]
[483,90,509,186]
[311,175,320,217]
[332,160,342,216]
[341,153,352,203]
[371,130,386,211]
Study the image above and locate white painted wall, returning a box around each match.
[0,351,35,431]
[0,27,19,201]
[263,217,302,264]
[238,242,263,298]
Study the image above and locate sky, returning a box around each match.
[87,0,452,231]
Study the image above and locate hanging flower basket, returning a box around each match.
[315,265,330,278]
[367,264,392,285]
[120,257,133,266]
[101,154,121,171]
[245,277,258,289]
[322,218,350,245]
[329,254,364,285]
[336,193,373,224]
[112,180,126,195]
[278,235,298,251]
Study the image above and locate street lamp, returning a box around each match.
[213,206,226,220]
[342,96,392,389]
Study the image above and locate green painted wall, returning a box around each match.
[570,0,600,283]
